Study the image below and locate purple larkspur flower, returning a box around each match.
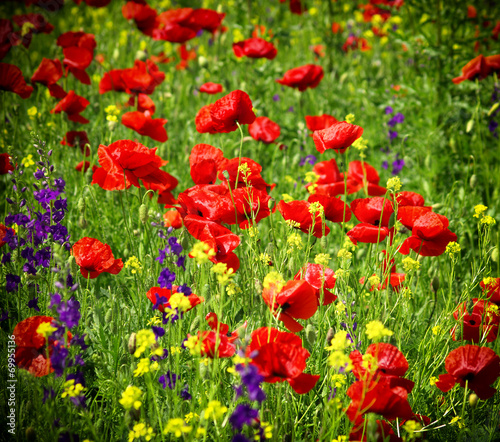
[489,120,498,134]
[50,341,69,377]
[53,178,66,192]
[57,297,81,329]
[158,268,176,289]
[391,158,405,175]
[34,169,45,180]
[236,363,266,402]
[6,274,21,292]
[159,371,178,390]
[299,155,317,166]
[384,106,393,114]
[175,255,186,270]
[33,188,60,205]
[388,130,398,140]
[287,106,294,113]
[1,252,11,264]
[35,247,51,268]
[177,284,192,296]
[70,334,88,350]
[152,325,165,340]
[232,435,251,442]
[387,112,405,127]
[50,293,62,308]
[28,297,40,312]
[229,404,259,430]
[180,384,191,400]
[272,94,280,101]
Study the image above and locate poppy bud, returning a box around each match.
[128,332,137,355]
[68,255,78,278]
[135,50,147,61]
[267,197,276,210]
[305,324,316,348]
[77,216,87,229]
[469,393,479,408]
[190,315,201,332]
[492,247,499,263]
[470,174,477,189]
[431,275,440,293]
[25,427,36,441]
[431,203,443,210]
[326,327,335,345]
[139,204,148,224]
[356,248,366,259]
[77,197,85,214]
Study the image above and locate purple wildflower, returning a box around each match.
[299,155,317,166]
[158,268,176,289]
[384,106,393,114]
[272,94,280,101]
[152,325,165,340]
[159,371,178,390]
[50,341,69,377]
[49,293,62,308]
[6,274,21,292]
[387,112,405,127]
[229,404,259,430]
[28,297,40,312]
[57,297,81,329]
[391,157,405,175]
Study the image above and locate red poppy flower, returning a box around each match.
[396,191,425,207]
[125,93,156,114]
[232,37,277,59]
[305,114,338,132]
[61,131,90,156]
[398,211,457,257]
[351,197,394,227]
[218,157,274,192]
[31,58,66,99]
[121,111,168,142]
[177,185,234,225]
[452,54,500,84]
[205,312,244,343]
[276,64,323,91]
[396,206,433,230]
[209,90,256,133]
[0,223,15,247]
[350,343,413,389]
[72,237,123,279]
[248,116,281,143]
[347,223,390,246]
[452,299,499,343]
[312,159,349,197]
[262,280,317,332]
[189,144,225,185]
[313,121,364,154]
[0,152,14,175]
[307,194,352,223]
[176,44,196,70]
[480,277,500,305]
[163,210,183,229]
[435,345,500,400]
[349,417,400,442]
[331,22,343,34]
[122,1,157,36]
[195,103,218,134]
[294,263,337,305]
[278,200,331,238]
[12,13,53,48]
[231,186,274,228]
[342,35,371,52]
[146,286,204,313]
[346,160,387,196]
[144,178,178,205]
[13,316,60,377]
[184,8,225,33]
[0,63,33,99]
[149,51,173,64]
[246,327,320,394]
[199,82,223,94]
[92,140,175,191]
[360,4,392,22]
[184,214,240,272]
[57,31,96,85]
[51,90,90,124]
[346,378,414,422]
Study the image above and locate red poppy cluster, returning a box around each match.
[232,37,278,60]
[480,277,500,305]
[313,120,364,154]
[452,298,499,343]
[0,62,33,99]
[305,114,338,133]
[122,3,225,42]
[57,31,96,85]
[347,343,415,431]
[72,237,123,279]
[175,141,274,271]
[246,327,319,394]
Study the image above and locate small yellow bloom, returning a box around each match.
[449,416,464,429]
[263,271,285,292]
[184,412,199,423]
[331,374,346,388]
[170,346,182,354]
[429,376,438,386]
[61,379,86,398]
[285,219,301,229]
[314,253,330,266]
[147,316,162,326]
[281,194,294,203]
[352,137,368,151]
[367,275,381,289]
[287,232,303,250]
[335,301,346,314]
[134,329,156,358]
[335,268,349,280]
[21,154,35,168]
[345,114,355,123]
[337,248,352,260]
[133,358,151,377]
[226,282,240,296]
[304,171,320,184]
[332,436,348,442]
[259,253,272,265]
[247,226,258,237]
[481,215,496,226]
[402,257,420,272]
[386,176,402,192]
[164,418,192,437]
[119,386,143,410]
[327,351,353,372]
[190,241,216,265]
[326,331,350,351]
[402,420,422,435]
[432,326,441,335]
[27,106,38,119]
[169,292,192,312]
[365,320,393,341]
[308,201,324,216]
[124,256,142,274]
[36,322,57,340]
[204,400,227,420]
[473,204,488,218]
[211,262,234,285]
[184,335,203,356]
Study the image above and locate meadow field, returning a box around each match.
[1,0,500,440]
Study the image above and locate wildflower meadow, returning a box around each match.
[2,0,500,440]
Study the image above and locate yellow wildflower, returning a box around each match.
[61,379,86,398]
[21,154,35,168]
[184,335,203,356]
[331,374,346,388]
[27,106,38,119]
[285,219,301,229]
[402,257,420,272]
[204,400,227,420]
[263,271,285,292]
[36,322,57,340]
[184,412,199,423]
[326,331,350,351]
[119,386,143,410]
[473,204,488,218]
[352,137,368,151]
[345,114,355,123]
[281,193,294,203]
[429,376,438,386]
[386,176,402,192]
[287,232,303,250]
[211,262,234,285]
[481,215,496,226]
[134,329,156,358]
[314,253,330,266]
[164,418,192,437]
[124,256,142,274]
[445,242,461,256]
[367,275,381,289]
[337,248,352,260]
[190,241,216,265]
[365,320,393,341]
[432,326,441,335]
[133,358,150,377]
